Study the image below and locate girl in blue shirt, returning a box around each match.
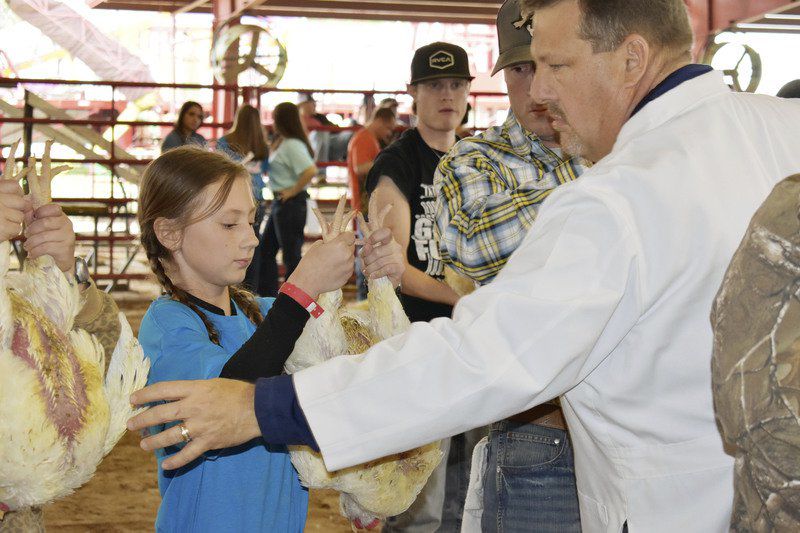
[136,145,355,532]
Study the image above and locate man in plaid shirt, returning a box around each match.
[434,1,586,531]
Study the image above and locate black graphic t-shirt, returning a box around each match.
[366,128,454,323]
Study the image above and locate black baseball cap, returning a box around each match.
[410,42,474,85]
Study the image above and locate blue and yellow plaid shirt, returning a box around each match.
[434,112,587,284]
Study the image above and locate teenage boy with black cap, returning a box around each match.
[364,42,473,532]
[366,42,473,324]
[435,3,584,530]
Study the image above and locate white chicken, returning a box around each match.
[286,197,443,530]
[0,140,150,523]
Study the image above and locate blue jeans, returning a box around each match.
[482,420,581,533]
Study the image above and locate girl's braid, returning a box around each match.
[229,285,264,325]
[141,231,222,345]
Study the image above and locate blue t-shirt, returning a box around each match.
[161,129,207,153]
[216,137,270,201]
[138,296,308,533]
[267,138,315,192]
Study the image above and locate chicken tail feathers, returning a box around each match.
[102,312,150,455]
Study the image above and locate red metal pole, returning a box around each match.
[213,0,239,138]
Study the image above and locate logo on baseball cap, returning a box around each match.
[410,42,474,84]
[429,50,455,70]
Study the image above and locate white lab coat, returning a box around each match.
[293,71,800,532]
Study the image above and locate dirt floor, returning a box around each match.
[42,283,355,532]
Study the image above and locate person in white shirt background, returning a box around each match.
[128,0,800,531]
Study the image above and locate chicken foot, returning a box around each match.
[17,140,78,332]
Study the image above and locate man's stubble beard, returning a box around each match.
[547,102,586,159]
[559,132,586,159]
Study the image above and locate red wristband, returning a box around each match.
[279,282,324,318]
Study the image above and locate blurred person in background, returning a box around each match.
[347,106,397,300]
[379,97,405,146]
[379,97,400,119]
[216,104,271,294]
[161,101,207,152]
[348,107,397,218]
[260,102,318,297]
[298,93,333,180]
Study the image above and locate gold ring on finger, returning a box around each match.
[179,423,192,443]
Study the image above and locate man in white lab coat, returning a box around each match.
[129,0,800,530]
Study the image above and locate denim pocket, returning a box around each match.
[490,428,581,533]
[497,428,567,470]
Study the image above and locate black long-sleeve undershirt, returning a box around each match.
[219,293,310,381]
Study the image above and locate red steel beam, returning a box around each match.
[0,117,231,128]
[2,77,505,98]
[709,0,796,28]
[0,76,237,90]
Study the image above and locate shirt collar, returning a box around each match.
[504,111,538,154]
[503,111,565,163]
[185,293,238,316]
[631,64,713,117]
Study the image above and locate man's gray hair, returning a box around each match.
[522,0,693,54]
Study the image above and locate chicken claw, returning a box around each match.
[1,140,28,182]
[313,195,356,243]
[28,140,70,209]
[356,202,392,240]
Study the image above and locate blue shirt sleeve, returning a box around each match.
[161,130,184,153]
[140,300,233,382]
[254,375,319,451]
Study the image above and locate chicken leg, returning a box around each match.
[13,140,79,333]
[285,196,355,374]
[284,197,442,531]
[0,139,28,347]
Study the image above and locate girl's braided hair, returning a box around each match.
[138,145,263,345]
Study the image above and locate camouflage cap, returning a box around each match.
[492,0,534,76]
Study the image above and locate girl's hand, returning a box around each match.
[286,231,356,298]
[361,227,405,288]
[0,180,29,243]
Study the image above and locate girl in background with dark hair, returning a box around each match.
[161,101,207,153]
[259,102,318,296]
[217,104,271,294]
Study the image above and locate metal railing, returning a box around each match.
[0,76,508,288]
